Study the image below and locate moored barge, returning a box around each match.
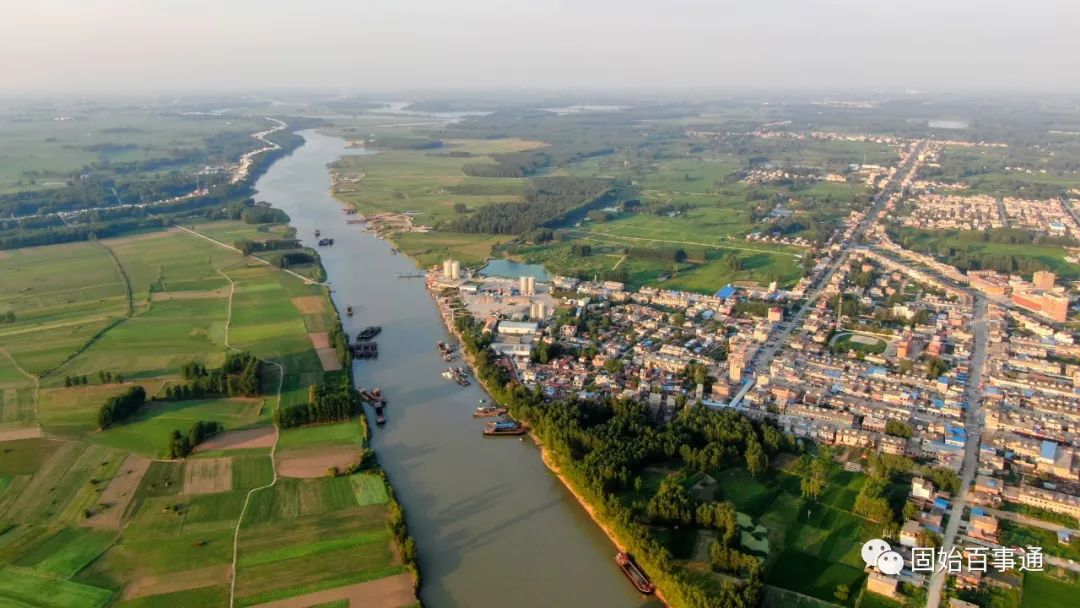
[482,419,526,436]
[615,552,655,594]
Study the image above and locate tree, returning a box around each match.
[453,203,468,213]
[902,501,920,521]
[834,583,850,602]
[885,419,913,439]
[745,440,767,477]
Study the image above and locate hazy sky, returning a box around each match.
[2,0,1076,94]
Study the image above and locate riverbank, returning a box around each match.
[424,279,669,606]
[262,129,648,608]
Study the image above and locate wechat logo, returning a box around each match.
[861,538,904,576]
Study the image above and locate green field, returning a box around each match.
[94,398,265,457]
[331,137,541,227]
[712,467,874,605]
[1021,570,1080,608]
[0,108,268,195]
[277,418,365,451]
[234,504,402,606]
[0,219,411,606]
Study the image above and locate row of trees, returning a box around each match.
[273,380,360,429]
[452,177,612,234]
[97,386,147,429]
[165,420,223,458]
[165,352,261,400]
[452,312,784,607]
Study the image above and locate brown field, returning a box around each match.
[276,446,362,478]
[85,453,151,529]
[248,572,414,608]
[183,457,233,494]
[315,348,342,372]
[122,564,231,600]
[291,296,326,315]
[152,288,229,301]
[307,332,331,349]
[193,426,276,452]
[0,425,43,442]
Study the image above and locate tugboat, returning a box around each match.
[615,553,655,594]
[482,419,526,436]
[346,305,353,317]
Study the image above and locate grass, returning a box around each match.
[711,467,875,605]
[235,505,398,606]
[393,231,514,268]
[94,398,265,457]
[230,454,274,491]
[277,418,364,451]
[350,474,390,506]
[0,566,114,608]
[999,520,1080,562]
[15,527,115,578]
[242,477,361,524]
[113,586,227,608]
[1021,570,1080,608]
[0,109,267,195]
[330,136,540,227]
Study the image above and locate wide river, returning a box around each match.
[255,130,657,608]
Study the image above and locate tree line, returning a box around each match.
[273,379,360,429]
[452,177,613,235]
[166,420,223,458]
[97,385,147,429]
[451,312,786,607]
[163,352,261,401]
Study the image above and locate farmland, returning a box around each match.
[0,219,414,606]
[321,110,886,294]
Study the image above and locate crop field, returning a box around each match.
[711,467,872,606]
[277,418,365,451]
[0,214,406,606]
[94,398,264,457]
[330,135,541,227]
[234,504,401,606]
[0,566,114,608]
[1021,570,1080,608]
[393,231,515,268]
[0,109,267,195]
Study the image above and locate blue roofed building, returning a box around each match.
[946,426,967,448]
[715,285,737,300]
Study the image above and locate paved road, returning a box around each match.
[729,140,928,408]
[958,534,1080,574]
[926,296,989,608]
[984,507,1079,535]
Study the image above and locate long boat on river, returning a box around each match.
[615,552,655,594]
[482,419,526,436]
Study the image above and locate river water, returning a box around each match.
[254,130,656,608]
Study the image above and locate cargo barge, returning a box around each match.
[615,552,655,594]
[482,419,526,436]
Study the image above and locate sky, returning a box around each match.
[1,0,1076,94]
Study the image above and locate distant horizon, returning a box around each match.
[2,1,1077,95]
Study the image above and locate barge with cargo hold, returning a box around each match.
[615,552,655,594]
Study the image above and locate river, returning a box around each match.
[254,130,657,608]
